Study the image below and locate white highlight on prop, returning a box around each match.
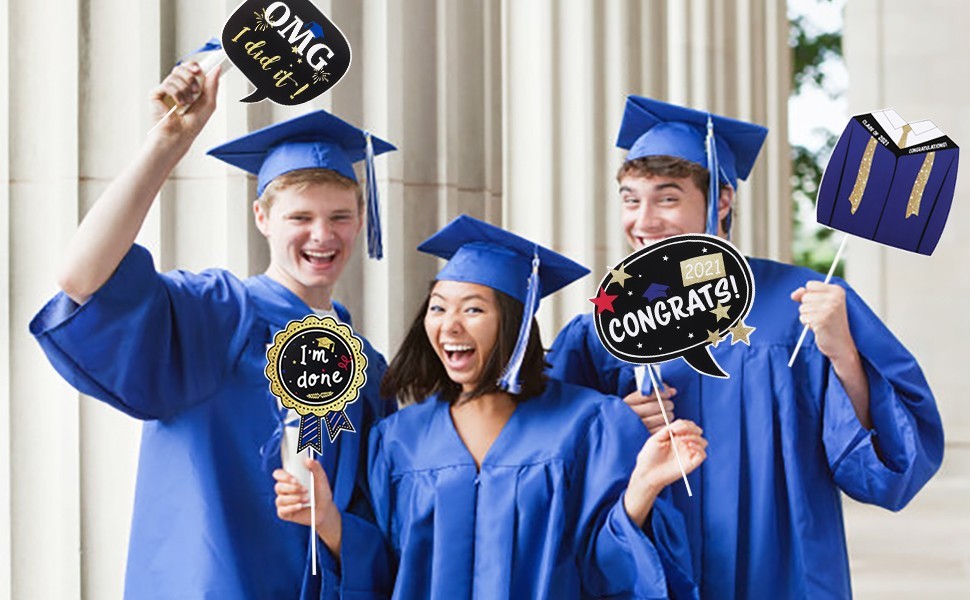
[788,233,849,367]
[636,365,692,497]
[309,447,318,577]
[147,48,232,136]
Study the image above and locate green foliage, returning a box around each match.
[789,0,844,277]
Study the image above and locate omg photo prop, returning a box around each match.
[816,109,959,256]
[265,315,367,452]
[591,234,756,379]
[223,0,351,104]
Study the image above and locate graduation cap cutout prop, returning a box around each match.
[788,110,960,365]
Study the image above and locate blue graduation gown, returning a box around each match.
[367,378,698,600]
[30,244,394,600]
[546,258,943,599]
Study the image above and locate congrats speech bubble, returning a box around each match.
[590,234,756,378]
[222,0,351,105]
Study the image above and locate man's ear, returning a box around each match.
[253,200,270,236]
[717,186,735,223]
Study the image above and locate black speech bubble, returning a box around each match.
[592,234,755,378]
[222,0,351,105]
[276,328,355,409]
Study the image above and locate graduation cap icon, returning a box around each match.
[642,283,671,302]
[305,21,325,38]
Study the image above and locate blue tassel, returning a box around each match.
[498,249,541,394]
[365,132,383,260]
[705,116,720,236]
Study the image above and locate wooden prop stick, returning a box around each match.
[636,365,692,497]
[788,233,849,367]
[147,50,230,136]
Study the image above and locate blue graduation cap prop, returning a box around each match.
[789,109,960,365]
[418,215,589,393]
[616,95,769,236]
[208,109,396,259]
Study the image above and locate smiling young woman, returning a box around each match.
[276,214,708,599]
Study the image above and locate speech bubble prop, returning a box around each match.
[591,234,756,378]
[816,109,959,256]
[222,0,351,105]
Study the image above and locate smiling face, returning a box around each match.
[423,280,501,394]
[620,174,713,250]
[254,180,362,308]
[618,156,734,251]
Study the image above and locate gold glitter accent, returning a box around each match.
[848,137,877,214]
[897,124,913,149]
[906,151,935,218]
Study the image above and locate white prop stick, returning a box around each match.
[147,49,231,136]
[309,447,317,576]
[787,233,849,367]
[635,365,692,497]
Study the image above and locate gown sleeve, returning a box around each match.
[547,315,620,392]
[29,244,252,421]
[820,282,944,511]
[575,396,698,600]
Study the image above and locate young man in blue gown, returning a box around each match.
[546,95,944,599]
[30,62,395,598]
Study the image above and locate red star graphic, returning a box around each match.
[589,287,619,314]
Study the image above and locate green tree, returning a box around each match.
[789,1,844,276]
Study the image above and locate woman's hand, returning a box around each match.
[274,457,343,561]
[623,419,707,526]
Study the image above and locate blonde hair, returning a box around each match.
[258,168,363,212]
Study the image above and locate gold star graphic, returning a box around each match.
[291,45,302,55]
[710,302,731,321]
[705,329,723,347]
[315,337,335,351]
[608,263,632,288]
[728,320,756,345]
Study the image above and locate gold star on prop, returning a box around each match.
[292,45,302,54]
[315,337,335,351]
[608,263,632,288]
[710,302,731,321]
[728,320,756,345]
[705,329,723,347]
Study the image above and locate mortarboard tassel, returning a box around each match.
[364,132,383,260]
[704,116,721,236]
[498,250,541,394]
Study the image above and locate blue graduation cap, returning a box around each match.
[207,109,396,259]
[418,215,589,393]
[616,95,768,236]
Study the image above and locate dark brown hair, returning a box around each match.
[381,283,548,405]
[617,155,734,234]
